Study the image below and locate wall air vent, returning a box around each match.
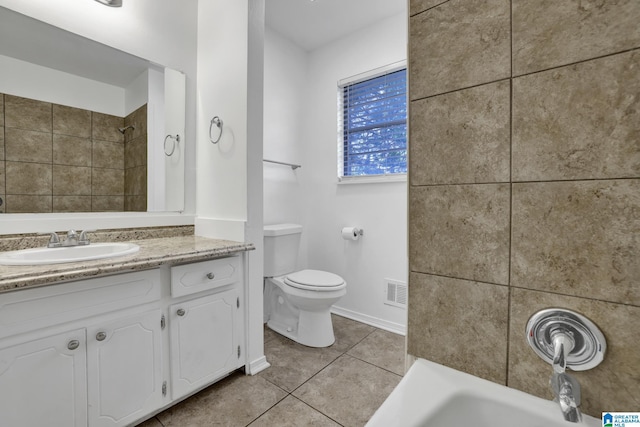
[384,278,407,308]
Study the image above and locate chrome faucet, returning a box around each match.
[551,372,582,423]
[42,230,94,248]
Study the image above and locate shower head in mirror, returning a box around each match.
[94,0,122,7]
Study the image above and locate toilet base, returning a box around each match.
[267,307,336,348]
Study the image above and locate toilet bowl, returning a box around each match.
[265,269,346,347]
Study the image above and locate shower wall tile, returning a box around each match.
[512,180,640,306]
[53,135,92,167]
[53,196,91,213]
[92,112,124,143]
[4,95,52,133]
[409,0,448,16]
[512,0,640,76]
[409,0,510,99]
[93,140,125,169]
[5,195,51,213]
[4,128,52,163]
[513,51,640,182]
[92,195,124,212]
[509,288,640,416]
[409,183,510,285]
[408,272,509,384]
[53,105,91,138]
[0,94,4,126]
[0,126,5,161]
[125,165,147,196]
[125,104,147,142]
[92,167,124,196]
[5,162,51,195]
[410,80,510,185]
[125,136,147,169]
[52,165,91,196]
[125,195,147,212]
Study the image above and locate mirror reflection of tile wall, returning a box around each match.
[0,94,147,213]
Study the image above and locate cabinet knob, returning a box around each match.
[96,331,107,341]
[177,308,186,316]
[206,272,215,280]
[67,340,80,350]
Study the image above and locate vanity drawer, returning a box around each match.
[170,256,240,297]
[0,269,161,340]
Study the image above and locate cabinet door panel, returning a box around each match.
[170,289,239,399]
[0,329,87,427]
[87,310,163,427]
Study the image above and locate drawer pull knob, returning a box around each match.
[177,308,186,316]
[96,332,107,341]
[67,340,80,350]
[206,272,215,280]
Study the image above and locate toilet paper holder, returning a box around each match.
[341,227,364,241]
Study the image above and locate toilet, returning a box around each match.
[263,224,346,347]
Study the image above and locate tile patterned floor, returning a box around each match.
[137,315,405,427]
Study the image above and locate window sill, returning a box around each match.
[337,174,407,185]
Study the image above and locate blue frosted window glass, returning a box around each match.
[341,69,407,177]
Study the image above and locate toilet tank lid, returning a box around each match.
[264,223,303,236]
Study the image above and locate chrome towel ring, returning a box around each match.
[209,116,223,144]
[164,134,180,156]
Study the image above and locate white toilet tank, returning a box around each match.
[264,223,303,277]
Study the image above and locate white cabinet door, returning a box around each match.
[87,310,164,427]
[169,288,240,400]
[0,329,87,427]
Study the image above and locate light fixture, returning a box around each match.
[94,0,122,7]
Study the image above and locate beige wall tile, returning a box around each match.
[125,165,147,196]
[409,0,510,99]
[53,196,91,212]
[5,195,51,213]
[409,183,510,284]
[509,288,640,417]
[124,195,146,212]
[512,180,640,306]
[513,0,640,76]
[408,272,509,383]
[0,94,4,127]
[0,162,4,194]
[125,136,147,169]
[409,0,448,16]
[92,112,124,143]
[410,80,510,185]
[93,140,125,169]
[53,104,91,138]
[53,135,92,167]
[5,161,51,195]
[513,51,640,181]
[125,104,147,142]
[0,126,4,161]
[53,165,91,196]
[5,128,52,163]
[92,196,124,212]
[4,95,52,132]
[92,168,124,196]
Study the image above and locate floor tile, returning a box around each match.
[347,329,405,375]
[156,371,287,427]
[329,314,376,353]
[248,395,340,427]
[263,324,279,344]
[135,417,163,427]
[260,334,342,392]
[293,354,402,427]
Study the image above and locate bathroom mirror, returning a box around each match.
[0,6,185,214]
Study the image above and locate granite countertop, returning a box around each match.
[0,235,254,294]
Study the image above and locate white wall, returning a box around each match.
[263,27,308,268]
[264,13,408,333]
[0,0,198,221]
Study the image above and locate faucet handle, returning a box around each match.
[38,232,61,247]
[551,329,575,374]
[79,229,95,245]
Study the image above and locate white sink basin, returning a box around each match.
[0,243,140,265]
[366,358,600,427]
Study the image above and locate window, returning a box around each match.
[338,62,407,180]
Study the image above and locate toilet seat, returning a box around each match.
[284,269,345,291]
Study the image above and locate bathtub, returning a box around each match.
[366,358,600,427]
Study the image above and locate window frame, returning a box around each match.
[337,60,408,183]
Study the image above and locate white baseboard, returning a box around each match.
[246,355,271,375]
[331,306,406,336]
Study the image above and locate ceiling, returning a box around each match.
[265,0,406,51]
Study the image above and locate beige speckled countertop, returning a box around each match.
[0,235,254,294]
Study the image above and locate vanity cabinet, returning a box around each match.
[0,253,247,427]
[0,328,88,427]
